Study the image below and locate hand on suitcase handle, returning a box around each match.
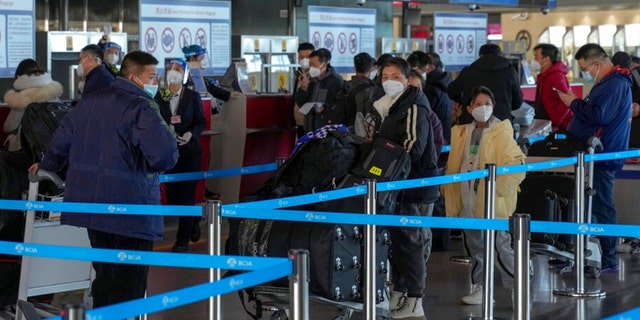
[27,164,65,189]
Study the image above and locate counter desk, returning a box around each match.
[206,94,296,204]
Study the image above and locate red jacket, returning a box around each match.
[535,62,573,130]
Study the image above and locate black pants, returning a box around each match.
[87,229,153,308]
[165,152,201,245]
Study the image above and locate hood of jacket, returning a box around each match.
[426,69,452,92]
[4,81,63,110]
[469,54,512,73]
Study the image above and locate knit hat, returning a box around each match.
[182,45,207,59]
[103,42,121,52]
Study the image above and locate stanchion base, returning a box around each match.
[450,255,472,264]
[553,288,606,298]
[465,316,509,320]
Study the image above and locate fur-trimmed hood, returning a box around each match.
[4,78,63,110]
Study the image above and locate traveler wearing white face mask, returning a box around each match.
[323,51,377,136]
[293,42,315,136]
[442,86,525,306]
[99,42,122,77]
[294,48,343,132]
[75,44,114,96]
[366,57,440,320]
[154,58,207,253]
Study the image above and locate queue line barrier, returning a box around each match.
[1,147,640,319]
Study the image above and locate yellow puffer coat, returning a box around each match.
[442,118,526,219]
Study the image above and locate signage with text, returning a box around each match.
[140,0,231,76]
[433,12,487,72]
[0,1,35,77]
[308,6,376,74]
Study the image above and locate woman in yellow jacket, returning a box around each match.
[442,86,526,305]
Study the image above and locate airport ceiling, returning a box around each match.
[390,0,640,14]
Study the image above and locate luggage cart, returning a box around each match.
[9,170,93,320]
[518,135,603,278]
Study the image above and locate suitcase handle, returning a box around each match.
[28,169,65,189]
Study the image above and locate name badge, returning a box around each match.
[171,115,182,124]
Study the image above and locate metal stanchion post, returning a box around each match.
[554,152,604,298]
[207,200,222,320]
[511,213,531,320]
[289,249,310,320]
[469,164,506,320]
[364,179,377,320]
[63,304,85,320]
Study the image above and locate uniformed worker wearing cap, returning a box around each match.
[97,40,122,77]
[154,58,207,252]
[182,44,241,102]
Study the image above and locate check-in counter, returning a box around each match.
[521,83,584,101]
[614,164,640,225]
[207,94,296,204]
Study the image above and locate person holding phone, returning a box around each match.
[557,43,632,273]
[532,44,573,131]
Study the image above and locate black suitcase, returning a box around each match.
[526,131,586,157]
[516,173,575,247]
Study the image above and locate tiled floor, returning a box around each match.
[144,217,640,320]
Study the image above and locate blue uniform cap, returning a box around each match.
[167,58,188,70]
[182,45,207,58]
[103,42,122,52]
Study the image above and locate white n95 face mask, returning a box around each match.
[471,105,493,122]
[76,64,85,78]
[105,53,119,65]
[382,80,405,97]
[300,58,310,69]
[166,70,184,85]
[369,69,377,80]
[309,66,321,78]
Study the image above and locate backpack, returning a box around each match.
[20,102,73,164]
[323,79,373,130]
[255,129,368,200]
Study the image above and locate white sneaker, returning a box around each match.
[389,290,406,311]
[390,296,425,320]
[461,284,483,305]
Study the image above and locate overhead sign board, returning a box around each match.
[433,12,487,72]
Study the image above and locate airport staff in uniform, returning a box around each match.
[155,58,207,253]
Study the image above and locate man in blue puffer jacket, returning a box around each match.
[31,51,178,307]
[558,43,632,273]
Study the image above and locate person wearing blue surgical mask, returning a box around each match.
[154,59,207,253]
[365,57,440,320]
[442,85,525,307]
[557,43,632,274]
[29,51,178,308]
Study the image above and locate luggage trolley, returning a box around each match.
[517,134,603,278]
[10,170,92,320]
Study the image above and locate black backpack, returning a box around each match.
[323,79,373,130]
[254,129,367,200]
[20,102,73,163]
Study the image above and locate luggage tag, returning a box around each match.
[171,115,182,124]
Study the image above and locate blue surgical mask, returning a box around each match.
[144,83,158,98]
[581,64,597,83]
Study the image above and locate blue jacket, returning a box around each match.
[567,68,632,171]
[40,78,178,240]
[82,64,115,95]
